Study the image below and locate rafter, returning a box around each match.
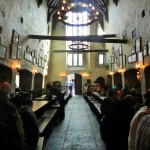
[48,0,58,6]
[47,0,109,23]
[28,35,127,44]
[97,0,107,6]
[48,0,55,6]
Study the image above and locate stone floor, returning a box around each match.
[43,95,106,150]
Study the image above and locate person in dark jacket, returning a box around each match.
[13,97,39,150]
[100,97,135,150]
[50,86,65,120]
[100,89,118,118]
[0,100,25,150]
[135,114,150,150]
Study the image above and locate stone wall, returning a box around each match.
[0,0,50,92]
[48,20,108,86]
[105,0,150,66]
[104,0,150,93]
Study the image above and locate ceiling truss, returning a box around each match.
[46,0,109,24]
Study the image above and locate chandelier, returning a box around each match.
[68,41,89,50]
[57,0,101,26]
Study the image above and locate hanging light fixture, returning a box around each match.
[56,0,101,26]
[68,41,89,50]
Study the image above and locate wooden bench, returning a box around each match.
[32,100,51,118]
[86,95,96,104]
[64,92,72,104]
[93,102,101,114]
[38,108,58,137]
[34,89,72,105]
[92,92,105,103]
[50,104,60,109]
[93,102,101,120]
[33,100,60,136]
[33,91,71,149]
[36,137,44,150]
[84,94,102,120]
[31,99,60,149]
[34,94,46,100]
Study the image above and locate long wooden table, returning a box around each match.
[34,95,57,100]
[32,100,49,112]
[92,92,106,101]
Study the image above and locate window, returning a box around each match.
[67,53,83,66]
[78,54,83,66]
[98,53,104,65]
[66,12,89,67]
[97,23,104,35]
[67,54,73,66]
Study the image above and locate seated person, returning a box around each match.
[100,89,118,118]
[96,83,101,93]
[130,83,143,104]
[100,96,135,150]
[46,90,53,101]
[49,85,65,120]
[124,94,136,109]
[0,100,25,150]
[0,76,11,98]
[0,90,10,102]
[135,114,150,150]
[84,84,92,96]
[122,83,129,98]
[46,82,52,100]
[13,97,39,150]
[128,89,150,150]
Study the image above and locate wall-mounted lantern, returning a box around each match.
[15,63,21,73]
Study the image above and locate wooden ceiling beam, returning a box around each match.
[52,49,109,53]
[28,35,127,44]
[48,0,57,5]
[97,0,107,6]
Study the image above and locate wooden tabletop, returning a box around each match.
[92,92,100,96]
[32,100,49,112]
[34,95,57,100]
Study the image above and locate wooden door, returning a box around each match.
[74,73,82,95]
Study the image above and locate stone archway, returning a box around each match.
[19,69,32,91]
[124,69,139,90]
[144,65,150,91]
[114,72,122,88]
[106,75,112,88]
[34,73,43,90]
[95,76,105,87]
[0,63,12,83]
[52,81,61,91]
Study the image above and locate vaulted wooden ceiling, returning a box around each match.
[34,0,127,52]
[46,0,109,27]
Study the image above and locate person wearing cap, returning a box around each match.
[128,89,150,150]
